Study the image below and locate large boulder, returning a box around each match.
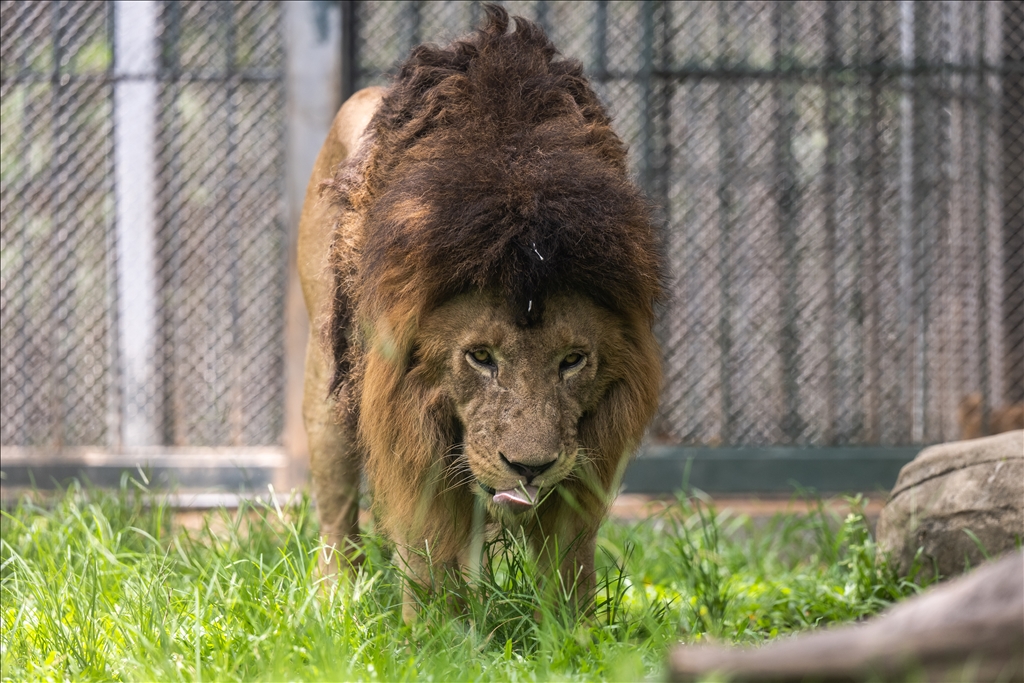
[876,430,1023,580]
[670,551,1024,682]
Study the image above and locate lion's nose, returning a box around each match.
[500,452,557,482]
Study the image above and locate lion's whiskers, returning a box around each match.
[434,446,478,496]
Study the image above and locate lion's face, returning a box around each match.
[413,291,620,514]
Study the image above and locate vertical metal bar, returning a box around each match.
[160,0,184,445]
[282,0,343,486]
[933,0,957,439]
[680,5,706,443]
[57,3,78,446]
[945,0,965,439]
[657,0,673,224]
[976,4,992,433]
[982,2,1005,412]
[535,0,549,36]
[639,0,655,196]
[105,0,122,449]
[49,0,64,447]
[773,0,802,442]
[1002,0,1024,404]
[914,2,949,441]
[898,0,915,442]
[849,0,866,443]
[113,0,160,448]
[340,0,357,100]
[274,4,290,449]
[224,1,243,445]
[470,1,481,30]
[716,1,734,444]
[404,0,421,52]
[823,0,839,444]
[8,0,31,445]
[593,0,607,82]
[913,1,937,444]
[865,1,883,443]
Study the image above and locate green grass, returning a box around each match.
[1,479,926,682]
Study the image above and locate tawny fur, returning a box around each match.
[299,5,663,620]
[958,393,1024,440]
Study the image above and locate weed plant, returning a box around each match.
[1,479,924,681]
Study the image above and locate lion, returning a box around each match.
[958,393,1024,440]
[297,5,663,621]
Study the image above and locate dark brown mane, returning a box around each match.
[324,4,664,394]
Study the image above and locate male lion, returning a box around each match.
[298,6,663,621]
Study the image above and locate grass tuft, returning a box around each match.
[1,480,925,681]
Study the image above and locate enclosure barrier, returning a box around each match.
[2,1,1022,495]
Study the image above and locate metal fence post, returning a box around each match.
[1003,1,1024,404]
[113,0,159,448]
[340,1,358,103]
[282,0,343,488]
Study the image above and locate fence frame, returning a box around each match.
[338,0,1023,495]
[1,0,340,499]
[3,0,1022,499]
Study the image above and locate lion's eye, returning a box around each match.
[467,349,496,369]
[560,352,585,374]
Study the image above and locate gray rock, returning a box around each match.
[670,551,1024,682]
[876,430,1023,580]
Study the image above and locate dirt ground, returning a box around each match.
[165,492,886,536]
[608,493,886,522]
[2,486,886,536]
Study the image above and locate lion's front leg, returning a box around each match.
[529,507,600,616]
[394,543,432,624]
[394,541,467,624]
[305,336,363,573]
[545,529,598,615]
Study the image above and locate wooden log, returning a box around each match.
[669,551,1023,682]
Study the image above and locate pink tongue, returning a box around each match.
[492,485,539,510]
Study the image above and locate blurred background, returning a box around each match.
[2,1,1022,501]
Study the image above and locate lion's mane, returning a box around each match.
[321,5,663,556]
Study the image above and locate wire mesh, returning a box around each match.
[1,0,286,450]
[350,0,1024,447]
[2,1,1021,458]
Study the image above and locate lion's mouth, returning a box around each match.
[480,483,540,512]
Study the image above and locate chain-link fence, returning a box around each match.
[353,0,1024,448]
[1,1,286,451]
[2,1,1022,467]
